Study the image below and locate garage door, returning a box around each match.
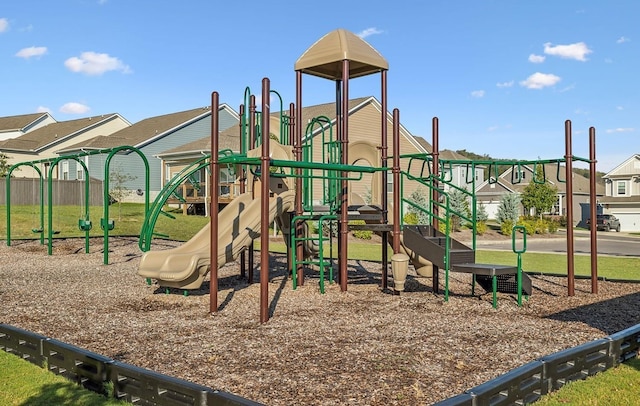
[484,202,500,220]
[611,212,640,232]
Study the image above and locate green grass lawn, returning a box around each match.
[535,357,640,405]
[0,350,130,406]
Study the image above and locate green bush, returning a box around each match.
[517,218,536,236]
[547,219,559,233]
[500,220,514,236]
[403,212,418,225]
[535,219,548,234]
[476,221,487,235]
[349,220,372,240]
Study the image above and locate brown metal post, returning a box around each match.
[380,70,389,290]
[295,71,305,286]
[209,92,220,314]
[339,60,350,292]
[248,95,256,283]
[392,109,401,254]
[431,117,440,294]
[239,104,246,279]
[565,120,575,296]
[589,127,598,294]
[260,78,271,323]
[287,102,295,272]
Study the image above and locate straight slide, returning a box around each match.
[138,190,295,289]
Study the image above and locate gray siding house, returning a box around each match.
[57,105,239,201]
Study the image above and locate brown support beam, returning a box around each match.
[431,117,440,294]
[260,78,271,323]
[392,109,401,254]
[339,60,350,292]
[209,92,220,314]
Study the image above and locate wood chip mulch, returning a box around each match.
[1,237,639,405]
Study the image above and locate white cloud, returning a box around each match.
[64,51,131,75]
[60,102,90,114]
[616,106,624,111]
[616,36,630,44]
[519,72,561,89]
[0,18,8,33]
[16,46,48,59]
[98,0,108,4]
[528,54,545,63]
[496,80,514,88]
[605,127,634,134]
[470,90,485,98]
[487,125,499,132]
[357,27,383,39]
[36,106,51,113]
[543,42,592,61]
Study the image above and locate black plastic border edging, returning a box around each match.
[0,323,263,406]
[434,323,640,405]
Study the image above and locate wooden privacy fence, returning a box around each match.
[0,178,104,206]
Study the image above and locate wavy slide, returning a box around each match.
[138,190,296,290]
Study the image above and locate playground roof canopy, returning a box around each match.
[295,29,388,80]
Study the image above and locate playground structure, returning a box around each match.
[135,29,600,323]
[1,30,601,324]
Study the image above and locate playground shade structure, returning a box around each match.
[138,190,295,289]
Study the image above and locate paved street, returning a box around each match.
[472,230,640,257]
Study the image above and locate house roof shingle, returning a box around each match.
[0,112,51,132]
[58,107,213,153]
[0,114,120,152]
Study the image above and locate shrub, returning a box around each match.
[500,220,514,236]
[349,220,372,240]
[547,219,559,233]
[535,219,547,234]
[516,218,536,236]
[403,212,418,225]
[476,221,487,235]
[322,219,338,238]
[476,202,489,223]
[496,193,521,226]
[557,215,567,228]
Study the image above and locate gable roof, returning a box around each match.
[58,105,234,153]
[0,114,124,152]
[0,112,54,133]
[603,154,640,178]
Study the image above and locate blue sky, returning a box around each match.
[1,1,638,172]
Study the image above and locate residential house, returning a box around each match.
[475,163,604,225]
[56,105,239,201]
[0,112,57,141]
[0,114,130,178]
[600,154,640,231]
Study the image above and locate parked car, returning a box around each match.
[587,214,621,232]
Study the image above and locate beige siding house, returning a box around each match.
[600,154,640,231]
[0,114,131,177]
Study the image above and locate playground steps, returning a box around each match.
[403,225,475,269]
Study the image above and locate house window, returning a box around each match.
[61,161,69,180]
[514,170,526,181]
[77,166,84,180]
[617,181,626,195]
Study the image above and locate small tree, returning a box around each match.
[520,167,558,218]
[0,152,10,177]
[109,165,137,219]
[448,188,471,231]
[476,201,489,223]
[406,188,429,224]
[496,193,521,227]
